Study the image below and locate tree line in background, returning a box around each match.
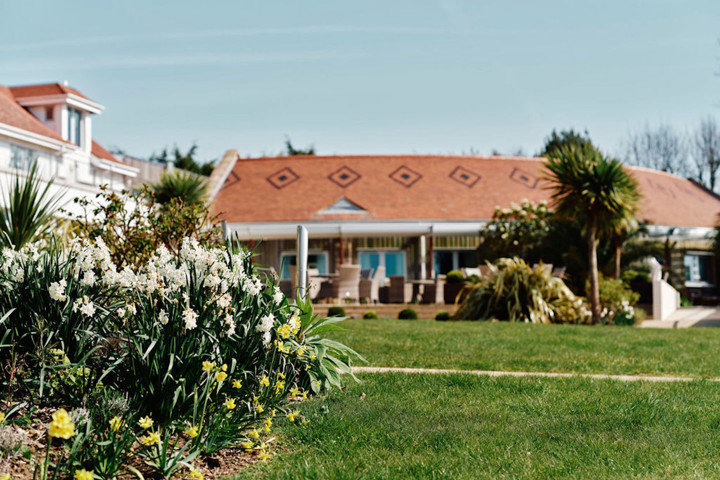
[621,118,720,192]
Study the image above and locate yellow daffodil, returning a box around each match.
[184,425,199,438]
[301,418,310,426]
[287,411,299,422]
[220,363,228,372]
[0,412,5,423]
[202,361,215,372]
[264,418,273,427]
[259,375,270,387]
[138,416,153,429]
[242,440,254,452]
[224,398,236,410]
[276,340,284,351]
[270,409,277,418]
[189,468,203,480]
[109,416,123,432]
[215,371,228,382]
[258,451,271,461]
[274,381,285,394]
[249,428,260,439]
[278,372,286,380]
[309,354,316,361]
[296,347,305,356]
[290,387,300,397]
[74,469,94,480]
[301,391,308,400]
[233,380,242,389]
[312,380,321,390]
[263,424,271,434]
[0,473,10,480]
[255,404,265,414]
[48,408,75,439]
[139,430,160,446]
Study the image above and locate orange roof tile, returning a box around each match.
[0,86,65,142]
[91,140,126,165]
[9,83,91,101]
[212,154,720,229]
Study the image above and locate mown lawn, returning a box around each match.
[326,319,720,378]
[233,372,720,480]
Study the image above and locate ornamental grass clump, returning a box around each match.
[454,258,587,323]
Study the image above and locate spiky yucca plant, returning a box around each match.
[0,160,65,250]
[454,258,586,323]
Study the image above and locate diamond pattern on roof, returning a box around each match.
[267,167,299,190]
[509,167,539,189]
[328,166,361,188]
[221,170,241,191]
[389,166,422,188]
[449,166,481,188]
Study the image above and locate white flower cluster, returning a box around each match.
[72,296,96,318]
[49,280,67,302]
[3,236,292,341]
[257,314,276,345]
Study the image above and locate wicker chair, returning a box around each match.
[331,264,362,303]
[359,266,385,304]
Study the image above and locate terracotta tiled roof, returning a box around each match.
[0,86,65,142]
[212,154,720,229]
[9,83,91,101]
[91,140,125,165]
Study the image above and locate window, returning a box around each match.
[358,250,406,279]
[280,251,328,280]
[684,253,713,286]
[66,108,82,145]
[434,249,478,275]
[9,144,37,170]
[46,106,54,121]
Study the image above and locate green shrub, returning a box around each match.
[435,311,451,321]
[363,310,379,320]
[445,270,464,284]
[398,308,418,320]
[454,258,586,323]
[328,306,346,317]
[596,276,640,325]
[621,269,651,283]
[68,186,222,268]
[465,274,481,284]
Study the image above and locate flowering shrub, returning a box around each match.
[597,276,640,326]
[479,200,553,260]
[0,237,361,477]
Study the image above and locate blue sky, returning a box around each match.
[1,0,719,164]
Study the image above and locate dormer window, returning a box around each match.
[67,107,82,145]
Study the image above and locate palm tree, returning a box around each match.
[150,170,208,205]
[0,160,65,250]
[544,146,640,323]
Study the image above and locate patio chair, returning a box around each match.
[331,264,362,303]
[388,275,409,304]
[289,266,322,300]
[360,266,385,304]
[462,267,481,278]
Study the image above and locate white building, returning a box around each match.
[0,82,138,214]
